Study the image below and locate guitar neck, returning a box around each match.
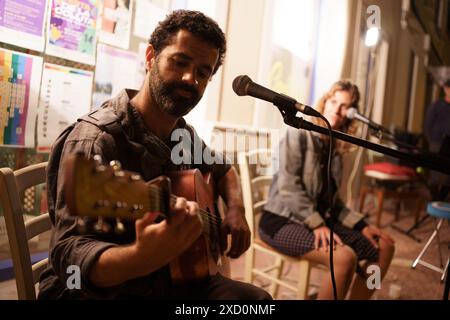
[65,154,221,236]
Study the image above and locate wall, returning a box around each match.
[351,0,439,134]
[219,0,352,128]
[218,0,266,126]
[340,0,426,206]
[340,0,450,207]
[342,0,431,134]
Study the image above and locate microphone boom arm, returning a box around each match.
[280,113,450,175]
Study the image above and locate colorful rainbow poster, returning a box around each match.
[37,63,93,152]
[0,49,43,148]
[45,0,99,65]
[0,0,49,52]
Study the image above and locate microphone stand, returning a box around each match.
[278,109,450,301]
[363,126,431,241]
[279,111,450,175]
[368,127,422,154]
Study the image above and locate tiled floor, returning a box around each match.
[0,202,448,300]
[230,212,450,300]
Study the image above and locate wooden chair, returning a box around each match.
[0,162,51,300]
[359,166,423,228]
[238,149,317,299]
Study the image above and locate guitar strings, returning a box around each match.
[169,193,222,226]
[148,194,222,226]
[146,187,222,226]
[168,194,222,225]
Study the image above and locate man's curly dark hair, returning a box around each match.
[149,10,226,75]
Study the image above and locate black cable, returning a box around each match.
[319,115,338,301]
[277,107,338,299]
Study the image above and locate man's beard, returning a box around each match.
[149,62,201,118]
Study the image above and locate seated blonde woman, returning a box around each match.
[259,80,395,300]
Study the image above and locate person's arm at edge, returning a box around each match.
[217,166,251,258]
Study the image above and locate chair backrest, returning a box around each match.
[0,162,51,300]
[238,149,273,241]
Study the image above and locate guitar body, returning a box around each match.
[64,154,226,287]
[167,170,221,285]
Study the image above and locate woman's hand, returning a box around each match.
[313,225,344,251]
[361,225,395,250]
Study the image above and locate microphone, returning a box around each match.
[346,108,391,134]
[232,75,322,117]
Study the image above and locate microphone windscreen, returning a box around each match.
[232,75,252,96]
[346,107,357,119]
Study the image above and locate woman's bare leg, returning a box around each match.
[348,238,395,299]
[302,245,357,299]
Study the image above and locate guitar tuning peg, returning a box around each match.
[93,155,106,172]
[93,155,103,165]
[113,201,128,210]
[94,217,111,233]
[130,204,144,214]
[94,199,110,209]
[114,218,125,234]
[130,174,142,181]
[110,160,125,177]
[109,160,122,170]
[76,217,87,233]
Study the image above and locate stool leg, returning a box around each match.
[412,219,443,268]
[376,189,384,228]
[359,186,368,212]
[269,256,284,298]
[441,258,449,282]
[436,226,444,268]
[414,197,422,225]
[443,259,449,300]
[444,209,450,301]
[244,246,255,283]
[394,197,401,222]
[296,260,311,300]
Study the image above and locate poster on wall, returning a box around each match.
[37,63,93,152]
[98,0,133,49]
[0,49,43,148]
[133,0,166,40]
[136,42,147,86]
[45,0,99,65]
[0,0,49,52]
[92,43,140,109]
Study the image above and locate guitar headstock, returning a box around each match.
[64,153,171,224]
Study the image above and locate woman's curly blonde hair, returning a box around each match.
[312,79,361,153]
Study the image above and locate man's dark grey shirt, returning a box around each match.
[38,89,231,299]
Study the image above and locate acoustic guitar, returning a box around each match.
[64,153,224,285]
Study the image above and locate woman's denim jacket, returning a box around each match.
[264,127,365,230]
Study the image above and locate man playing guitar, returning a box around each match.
[39,10,271,300]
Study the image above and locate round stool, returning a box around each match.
[412,201,450,300]
[427,202,450,220]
